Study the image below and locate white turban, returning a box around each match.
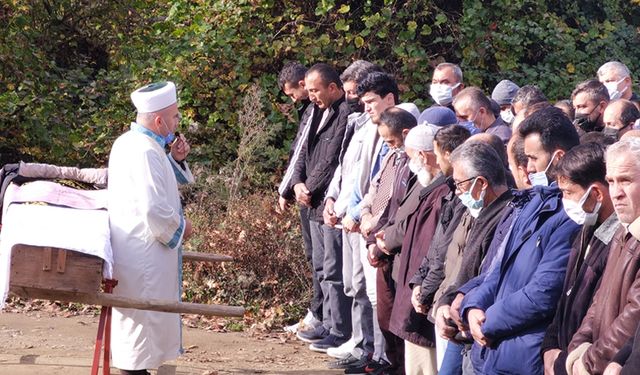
[395,102,421,121]
[404,124,438,151]
[131,81,177,113]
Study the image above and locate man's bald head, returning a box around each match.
[467,133,509,169]
[453,87,493,113]
[621,129,640,141]
[603,99,639,132]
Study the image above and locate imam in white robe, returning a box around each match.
[108,123,187,370]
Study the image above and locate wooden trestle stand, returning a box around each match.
[8,244,244,375]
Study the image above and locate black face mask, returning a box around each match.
[573,107,602,133]
[347,97,364,114]
[602,122,632,140]
[602,126,619,140]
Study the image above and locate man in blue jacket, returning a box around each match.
[459,107,581,375]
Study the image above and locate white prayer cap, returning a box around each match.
[396,102,420,121]
[404,124,438,152]
[131,81,177,113]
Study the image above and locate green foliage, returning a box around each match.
[459,0,640,100]
[0,0,155,166]
[3,0,640,171]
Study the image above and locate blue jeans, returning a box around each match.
[439,341,464,375]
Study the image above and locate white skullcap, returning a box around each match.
[131,81,177,113]
[404,124,438,152]
[395,102,420,121]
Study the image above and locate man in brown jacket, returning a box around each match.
[388,124,451,374]
[566,137,640,375]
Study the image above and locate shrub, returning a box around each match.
[181,171,311,330]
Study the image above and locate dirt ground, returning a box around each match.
[0,311,343,375]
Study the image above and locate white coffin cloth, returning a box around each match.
[0,181,113,308]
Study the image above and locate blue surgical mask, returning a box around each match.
[458,120,480,135]
[528,151,559,187]
[164,132,176,145]
[470,108,481,129]
[161,118,176,145]
[458,177,485,218]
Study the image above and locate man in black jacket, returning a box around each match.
[278,61,313,210]
[540,142,619,375]
[276,62,322,333]
[292,63,353,352]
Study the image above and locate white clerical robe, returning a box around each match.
[108,124,186,370]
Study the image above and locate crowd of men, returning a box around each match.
[276,60,640,375]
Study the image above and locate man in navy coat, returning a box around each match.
[459,107,581,375]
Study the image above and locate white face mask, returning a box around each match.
[528,151,559,187]
[500,109,515,124]
[562,186,601,226]
[430,83,460,106]
[604,78,628,101]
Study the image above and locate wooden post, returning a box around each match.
[10,286,245,318]
[182,251,234,263]
[56,249,67,273]
[91,293,245,317]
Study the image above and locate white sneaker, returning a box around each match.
[302,310,322,328]
[326,337,355,359]
[284,310,321,333]
[283,322,300,333]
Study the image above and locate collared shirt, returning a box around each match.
[316,107,331,134]
[626,215,640,241]
[485,117,512,144]
[595,213,621,246]
[131,122,166,148]
[130,122,194,185]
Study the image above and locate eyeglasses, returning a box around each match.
[454,176,478,190]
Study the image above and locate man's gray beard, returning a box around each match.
[418,168,432,187]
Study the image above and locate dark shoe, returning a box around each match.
[365,359,391,374]
[328,353,360,369]
[119,370,150,375]
[342,355,373,374]
[309,334,349,353]
[296,324,329,343]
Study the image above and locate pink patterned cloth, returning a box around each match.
[4,180,107,210]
